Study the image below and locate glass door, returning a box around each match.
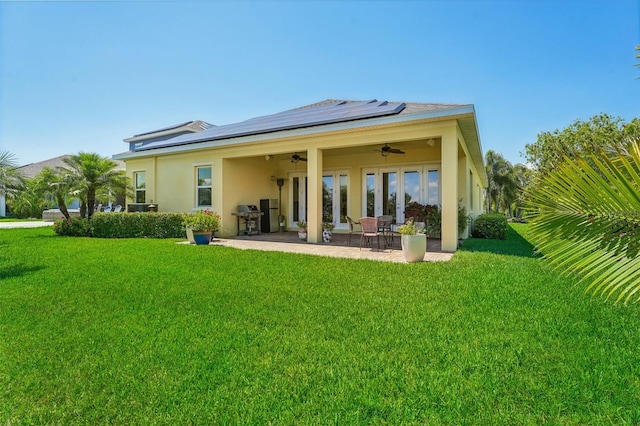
[322,171,349,229]
[362,168,399,220]
[363,166,440,223]
[289,173,307,227]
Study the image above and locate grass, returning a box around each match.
[1,224,640,424]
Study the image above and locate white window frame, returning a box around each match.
[133,171,146,203]
[195,164,212,208]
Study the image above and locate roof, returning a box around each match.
[114,99,484,184]
[129,99,417,152]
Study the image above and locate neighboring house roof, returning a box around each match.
[18,155,125,179]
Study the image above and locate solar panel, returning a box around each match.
[135,100,406,151]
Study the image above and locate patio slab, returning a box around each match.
[202,231,454,263]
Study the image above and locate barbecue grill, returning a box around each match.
[232,204,262,236]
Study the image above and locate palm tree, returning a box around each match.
[525,141,640,303]
[0,151,25,199]
[484,150,514,213]
[38,167,75,220]
[61,152,128,219]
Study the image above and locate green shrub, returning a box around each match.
[472,213,508,240]
[53,217,92,237]
[90,212,186,238]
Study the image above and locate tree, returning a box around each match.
[525,141,640,303]
[523,114,640,177]
[61,152,128,219]
[484,150,514,213]
[38,166,75,220]
[0,151,25,200]
[510,163,533,219]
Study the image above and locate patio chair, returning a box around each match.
[346,216,361,246]
[359,217,381,251]
[103,205,112,213]
[113,204,122,212]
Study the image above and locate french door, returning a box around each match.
[322,171,349,229]
[289,173,307,227]
[290,171,349,229]
[363,166,440,223]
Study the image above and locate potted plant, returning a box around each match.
[184,209,220,245]
[396,219,427,263]
[322,222,335,243]
[297,220,307,240]
[404,202,428,230]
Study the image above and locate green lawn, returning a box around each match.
[1,225,639,424]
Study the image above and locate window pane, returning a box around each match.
[339,174,348,224]
[135,190,145,203]
[135,172,145,190]
[403,171,420,207]
[292,177,300,222]
[198,167,212,186]
[382,172,397,217]
[366,173,375,217]
[197,188,211,206]
[428,170,439,205]
[322,176,333,223]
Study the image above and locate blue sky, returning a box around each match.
[1,0,638,167]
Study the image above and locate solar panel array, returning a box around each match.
[135,100,406,151]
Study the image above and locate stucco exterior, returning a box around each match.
[114,100,487,252]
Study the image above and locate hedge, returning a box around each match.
[471,213,508,240]
[54,213,187,238]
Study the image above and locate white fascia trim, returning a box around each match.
[113,105,477,160]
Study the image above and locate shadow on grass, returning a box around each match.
[459,224,540,258]
[0,263,46,280]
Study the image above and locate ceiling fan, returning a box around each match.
[375,144,405,157]
[290,152,307,163]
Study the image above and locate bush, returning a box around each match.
[53,217,92,237]
[472,213,508,240]
[53,213,186,239]
[90,212,186,239]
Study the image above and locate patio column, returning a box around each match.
[306,147,323,243]
[441,127,458,252]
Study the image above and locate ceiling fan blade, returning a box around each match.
[388,148,405,154]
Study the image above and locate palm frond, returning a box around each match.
[526,141,640,303]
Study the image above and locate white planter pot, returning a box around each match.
[401,234,427,263]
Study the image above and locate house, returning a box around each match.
[113,99,487,252]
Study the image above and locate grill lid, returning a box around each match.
[238,204,259,213]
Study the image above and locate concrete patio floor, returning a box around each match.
[207,231,454,263]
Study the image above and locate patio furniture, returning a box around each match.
[377,215,394,247]
[113,204,122,212]
[359,217,381,251]
[346,216,361,246]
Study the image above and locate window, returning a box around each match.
[196,166,212,206]
[134,172,146,203]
